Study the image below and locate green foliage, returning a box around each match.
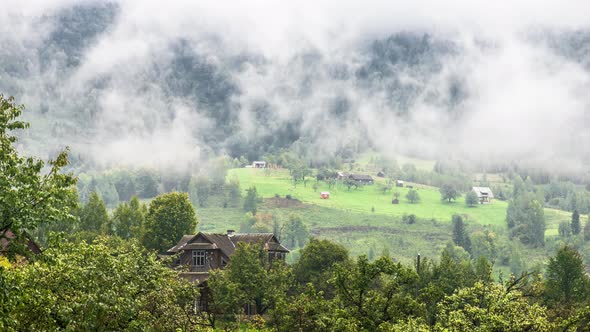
[225,179,241,208]
[281,214,309,249]
[135,169,159,198]
[209,243,290,319]
[406,189,421,204]
[545,246,590,310]
[439,183,459,203]
[331,255,423,330]
[470,230,497,262]
[79,191,109,234]
[585,218,590,241]
[465,190,478,207]
[0,95,77,256]
[270,284,334,332]
[451,215,471,253]
[293,239,349,296]
[112,196,146,239]
[189,175,210,208]
[243,186,261,214]
[571,210,581,235]
[558,221,572,238]
[1,237,198,331]
[507,193,545,247]
[435,282,551,331]
[142,192,197,253]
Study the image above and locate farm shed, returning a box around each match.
[349,174,374,185]
[472,187,494,204]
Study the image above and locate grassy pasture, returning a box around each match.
[229,168,508,226]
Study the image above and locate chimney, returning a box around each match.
[227,229,235,237]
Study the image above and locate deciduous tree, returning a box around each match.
[143,192,197,253]
[465,191,479,207]
[440,183,459,203]
[0,95,77,257]
[406,189,420,204]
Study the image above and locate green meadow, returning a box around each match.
[192,167,576,268]
[229,168,508,226]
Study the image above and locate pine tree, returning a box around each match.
[571,210,581,235]
[452,215,471,253]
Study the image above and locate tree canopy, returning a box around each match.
[142,192,197,253]
[0,95,77,257]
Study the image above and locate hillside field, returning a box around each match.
[230,167,504,226]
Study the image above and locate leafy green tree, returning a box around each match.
[79,191,109,234]
[135,169,158,198]
[281,214,309,249]
[465,191,479,207]
[189,176,210,208]
[243,186,261,214]
[113,171,136,201]
[269,284,334,332]
[507,196,545,247]
[209,243,289,318]
[293,239,349,296]
[571,210,581,235]
[558,221,572,238]
[1,237,198,331]
[470,230,497,262]
[112,196,145,239]
[224,179,241,208]
[584,218,590,241]
[440,183,459,203]
[291,165,312,187]
[406,189,421,204]
[0,95,77,256]
[452,215,471,253]
[545,246,590,311]
[331,255,422,330]
[143,192,197,253]
[435,282,550,331]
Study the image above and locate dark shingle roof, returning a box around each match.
[167,232,289,256]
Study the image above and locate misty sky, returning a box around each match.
[2,0,590,173]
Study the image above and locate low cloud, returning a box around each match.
[2,0,590,174]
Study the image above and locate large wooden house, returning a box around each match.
[166,230,289,283]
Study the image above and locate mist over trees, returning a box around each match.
[3,1,590,179]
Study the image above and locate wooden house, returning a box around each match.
[349,174,374,185]
[472,187,494,204]
[166,230,289,283]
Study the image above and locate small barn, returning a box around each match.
[472,187,494,204]
[252,161,266,168]
[320,191,330,199]
[396,180,404,187]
